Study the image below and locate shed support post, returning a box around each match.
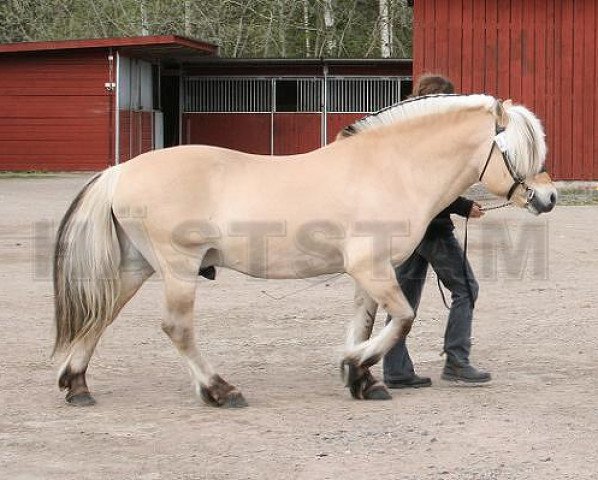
[322,63,329,147]
[114,51,121,165]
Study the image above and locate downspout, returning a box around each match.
[114,51,121,165]
[178,63,184,145]
[270,77,276,155]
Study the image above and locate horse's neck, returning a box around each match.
[376,113,489,219]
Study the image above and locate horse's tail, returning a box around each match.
[53,166,122,355]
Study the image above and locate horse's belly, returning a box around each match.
[214,236,345,279]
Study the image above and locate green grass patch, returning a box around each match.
[0,171,49,178]
[0,171,67,178]
[557,188,598,206]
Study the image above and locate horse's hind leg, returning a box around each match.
[58,243,153,406]
[161,274,247,408]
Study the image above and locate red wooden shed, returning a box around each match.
[0,36,412,171]
[413,0,598,180]
[0,36,217,171]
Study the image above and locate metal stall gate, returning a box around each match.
[183,76,410,155]
[326,77,407,144]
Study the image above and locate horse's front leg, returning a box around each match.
[343,285,389,399]
[343,261,414,400]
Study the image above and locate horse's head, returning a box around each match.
[481,100,557,215]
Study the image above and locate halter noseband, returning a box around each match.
[479,125,535,203]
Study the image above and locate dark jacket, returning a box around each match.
[424,196,474,239]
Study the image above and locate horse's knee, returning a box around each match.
[384,314,414,347]
[400,315,414,336]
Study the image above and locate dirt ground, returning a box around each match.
[1,174,597,480]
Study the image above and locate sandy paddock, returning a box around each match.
[0,175,596,479]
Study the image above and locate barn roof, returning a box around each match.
[184,57,413,77]
[0,35,218,62]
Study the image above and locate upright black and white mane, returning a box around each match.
[340,93,547,178]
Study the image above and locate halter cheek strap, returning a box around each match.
[480,125,534,203]
[494,129,528,200]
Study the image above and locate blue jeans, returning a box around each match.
[383,232,479,382]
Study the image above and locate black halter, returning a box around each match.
[479,125,535,203]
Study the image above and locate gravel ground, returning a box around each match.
[0,174,596,479]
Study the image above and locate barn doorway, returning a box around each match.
[273,78,321,155]
[161,73,180,148]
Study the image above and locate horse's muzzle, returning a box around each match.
[530,189,557,214]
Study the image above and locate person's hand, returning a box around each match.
[469,202,485,218]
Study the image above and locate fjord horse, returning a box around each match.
[54,94,557,407]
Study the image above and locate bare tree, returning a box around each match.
[302,0,311,57]
[0,0,413,59]
[379,0,392,57]
[322,0,336,56]
[139,0,149,36]
[183,0,192,36]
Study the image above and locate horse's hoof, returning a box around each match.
[200,386,221,407]
[349,381,363,399]
[200,386,248,408]
[222,391,248,409]
[340,360,360,387]
[363,384,392,400]
[66,392,96,406]
[58,369,69,391]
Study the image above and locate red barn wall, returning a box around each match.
[414,0,598,180]
[184,113,271,154]
[119,111,153,162]
[0,50,113,171]
[273,114,321,155]
[185,112,391,155]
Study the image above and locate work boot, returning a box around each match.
[442,362,491,383]
[385,374,432,389]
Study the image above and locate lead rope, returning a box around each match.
[436,217,474,310]
[437,201,512,310]
[480,201,512,212]
[462,216,475,308]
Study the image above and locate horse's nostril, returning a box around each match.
[543,192,557,212]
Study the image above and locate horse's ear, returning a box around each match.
[494,99,511,129]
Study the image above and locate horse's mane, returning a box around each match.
[341,93,546,178]
[343,93,496,135]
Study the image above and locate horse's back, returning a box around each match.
[113,144,336,219]
[115,145,257,207]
